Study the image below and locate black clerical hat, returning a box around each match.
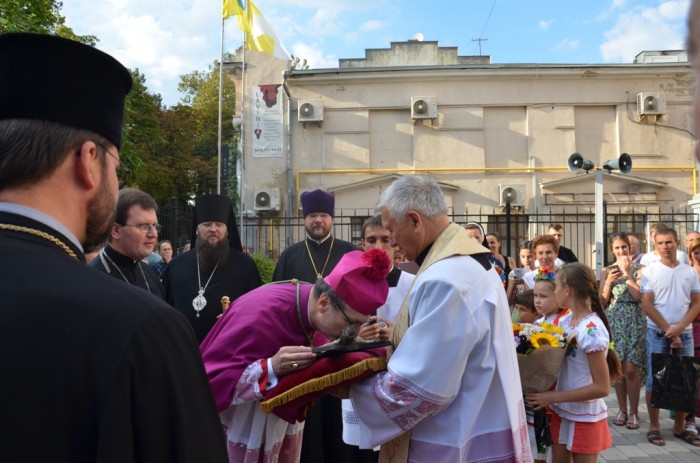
[0,33,133,148]
[191,194,243,252]
[301,189,335,217]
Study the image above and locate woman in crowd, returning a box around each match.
[507,240,536,306]
[599,232,645,431]
[486,231,516,276]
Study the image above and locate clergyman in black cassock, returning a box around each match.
[0,33,227,462]
[164,194,263,342]
[89,188,166,299]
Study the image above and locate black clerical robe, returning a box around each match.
[272,235,357,463]
[0,211,227,463]
[272,235,357,283]
[164,248,263,343]
[89,244,165,299]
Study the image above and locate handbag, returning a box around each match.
[650,349,700,413]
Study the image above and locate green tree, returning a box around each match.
[119,69,167,194]
[177,56,237,198]
[0,0,96,45]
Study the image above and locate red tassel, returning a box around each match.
[362,248,391,280]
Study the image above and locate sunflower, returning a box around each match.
[530,332,560,349]
[512,322,523,334]
[538,322,564,336]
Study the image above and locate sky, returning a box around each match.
[62,0,692,107]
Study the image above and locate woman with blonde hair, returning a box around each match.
[599,232,645,430]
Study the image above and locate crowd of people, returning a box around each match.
[5,5,700,460]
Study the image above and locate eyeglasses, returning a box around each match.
[92,140,131,188]
[339,306,366,329]
[120,223,163,233]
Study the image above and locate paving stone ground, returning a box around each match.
[599,387,700,462]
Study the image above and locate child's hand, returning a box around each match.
[526,391,555,410]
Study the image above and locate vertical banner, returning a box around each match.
[252,84,284,157]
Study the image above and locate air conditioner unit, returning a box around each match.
[499,184,526,207]
[254,188,281,211]
[636,92,666,115]
[411,96,437,119]
[298,99,324,122]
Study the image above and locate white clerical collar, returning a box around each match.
[0,202,83,251]
[306,233,332,245]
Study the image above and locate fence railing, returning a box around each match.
[157,199,698,269]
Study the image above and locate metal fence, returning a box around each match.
[157,199,698,267]
[156,199,194,254]
[239,205,699,269]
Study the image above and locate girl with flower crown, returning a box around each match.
[528,266,568,462]
[527,263,622,463]
[534,266,569,325]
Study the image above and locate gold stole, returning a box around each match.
[379,223,489,463]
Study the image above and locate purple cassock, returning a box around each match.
[200,281,317,462]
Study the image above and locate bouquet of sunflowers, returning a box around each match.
[513,321,567,394]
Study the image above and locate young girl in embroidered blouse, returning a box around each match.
[527,263,622,463]
[533,266,569,326]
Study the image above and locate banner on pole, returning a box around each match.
[252,84,284,158]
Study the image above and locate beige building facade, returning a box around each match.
[232,41,698,265]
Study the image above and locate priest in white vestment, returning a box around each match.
[350,175,532,463]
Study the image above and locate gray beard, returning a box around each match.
[196,236,230,270]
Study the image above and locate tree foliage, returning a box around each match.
[0,0,97,44]
[176,56,238,199]
[2,1,240,204]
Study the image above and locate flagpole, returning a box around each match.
[239,0,248,232]
[217,18,225,195]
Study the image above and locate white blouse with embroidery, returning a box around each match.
[551,311,610,422]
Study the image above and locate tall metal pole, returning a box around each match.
[217,18,225,194]
[505,201,512,258]
[238,0,249,237]
[594,169,604,279]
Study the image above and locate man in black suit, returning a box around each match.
[549,223,579,263]
[0,33,227,462]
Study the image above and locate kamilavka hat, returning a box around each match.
[0,33,133,149]
[301,189,335,218]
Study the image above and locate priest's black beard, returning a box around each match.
[196,236,230,269]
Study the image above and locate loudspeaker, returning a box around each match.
[568,152,595,173]
[602,153,632,174]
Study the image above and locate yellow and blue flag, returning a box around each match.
[222,0,251,32]
[223,0,290,60]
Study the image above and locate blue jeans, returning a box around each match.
[645,327,694,392]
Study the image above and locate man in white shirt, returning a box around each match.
[640,222,688,266]
[640,228,700,447]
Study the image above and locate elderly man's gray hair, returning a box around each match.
[375,175,448,222]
